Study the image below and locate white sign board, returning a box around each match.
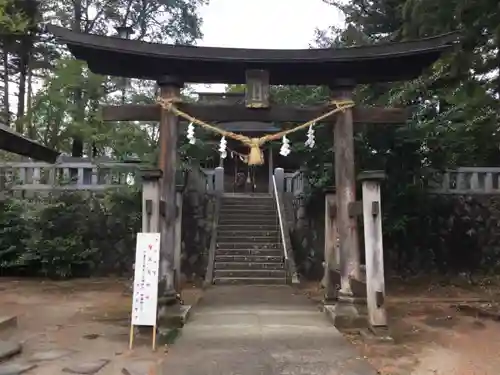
[131,233,161,326]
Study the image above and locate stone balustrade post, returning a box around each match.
[141,168,162,233]
[214,167,224,193]
[358,170,388,331]
[274,167,284,193]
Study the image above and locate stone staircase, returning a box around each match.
[214,194,287,285]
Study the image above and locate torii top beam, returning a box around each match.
[47,25,459,85]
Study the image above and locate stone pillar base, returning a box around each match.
[324,293,367,329]
[323,287,337,305]
[157,326,181,345]
[360,325,394,343]
[323,268,340,305]
[158,304,192,329]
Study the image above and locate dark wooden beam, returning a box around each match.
[101,103,408,124]
[0,124,60,162]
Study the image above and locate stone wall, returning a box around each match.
[180,189,215,285]
[287,192,500,278]
[286,193,326,280]
[390,194,500,275]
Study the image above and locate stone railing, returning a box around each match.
[200,167,224,193]
[429,168,500,195]
[283,167,500,196]
[284,169,306,196]
[0,160,139,191]
[0,160,220,194]
[273,168,299,284]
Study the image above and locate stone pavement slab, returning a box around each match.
[161,285,376,375]
[62,359,110,374]
[0,316,17,332]
[28,349,74,362]
[0,341,21,361]
[0,362,37,375]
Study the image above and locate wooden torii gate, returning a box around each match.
[47,24,458,328]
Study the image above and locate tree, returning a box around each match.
[0,0,34,34]
[4,0,209,159]
[306,0,500,273]
[0,0,39,128]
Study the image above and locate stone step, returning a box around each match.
[221,196,273,202]
[220,208,277,217]
[221,202,275,208]
[215,269,286,278]
[217,236,280,243]
[215,262,284,270]
[217,242,281,249]
[219,218,278,225]
[217,230,280,237]
[221,203,275,208]
[221,200,274,205]
[215,254,283,263]
[213,277,287,285]
[216,248,283,257]
[217,224,279,231]
[220,204,276,212]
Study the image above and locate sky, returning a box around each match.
[193,0,344,92]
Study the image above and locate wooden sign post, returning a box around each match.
[129,232,161,351]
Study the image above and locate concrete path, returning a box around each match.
[160,285,376,375]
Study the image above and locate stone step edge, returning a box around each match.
[213,277,287,280]
[215,256,283,261]
[215,262,285,267]
[217,236,280,239]
[218,226,279,228]
[220,209,276,212]
[216,247,282,250]
[215,268,286,272]
[216,245,282,248]
[213,277,287,284]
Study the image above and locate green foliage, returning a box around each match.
[30,59,105,150]
[0,0,35,34]
[0,198,31,272]
[0,189,141,278]
[267,0,500,275]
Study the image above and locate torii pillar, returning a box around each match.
[328,81,366,328]
[157,76,182,327]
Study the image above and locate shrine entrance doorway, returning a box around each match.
[217,121,279,194]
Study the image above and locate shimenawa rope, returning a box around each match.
[157,97,355,165]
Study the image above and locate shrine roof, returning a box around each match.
[0,124,60,162]
[47,25,459,85]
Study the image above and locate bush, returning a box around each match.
[0,189,141,279]
[0,199,32,275]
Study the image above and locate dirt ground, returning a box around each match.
[303,275,500,375]
[0,278,202,375]
[2,277,500,375]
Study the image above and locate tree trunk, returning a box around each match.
[71,0,84,157]
[16,40,29,133]
[26,58,34,138]
[3,51,10,127]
